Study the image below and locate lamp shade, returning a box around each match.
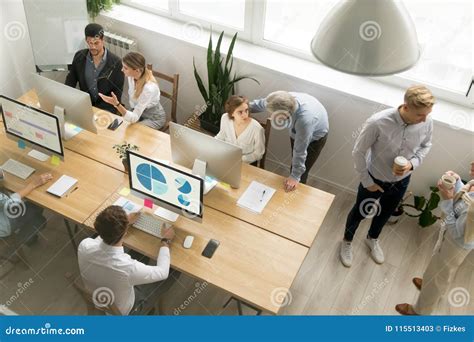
[311,0,420,76]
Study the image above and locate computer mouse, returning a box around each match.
[183,235,194,249]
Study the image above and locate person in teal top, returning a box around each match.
[0,169,53,247]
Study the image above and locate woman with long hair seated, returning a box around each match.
[215,95,265,165]
[99,52,166,130]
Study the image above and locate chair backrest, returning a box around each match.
[146,64,179,124]
[65,272,122,316]
[258,117,272,169]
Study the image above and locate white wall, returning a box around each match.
[96,15,474,196]
[0,0,36,98]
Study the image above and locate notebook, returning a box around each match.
[46,175,78,197]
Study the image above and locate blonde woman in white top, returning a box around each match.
[99,52,166,130]
[215,95,265,165]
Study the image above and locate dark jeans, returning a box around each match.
[344,174,411,242]
[290,133,328,184]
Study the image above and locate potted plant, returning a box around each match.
[113,142,139,173]
[193,31,259,134]
[389,186,441,228]
[87,0,121,19]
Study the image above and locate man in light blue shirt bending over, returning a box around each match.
[250,91,329,192]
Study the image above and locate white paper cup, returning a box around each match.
[393,156,408,173]
[441,174,456,189]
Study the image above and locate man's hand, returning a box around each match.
[127,211,141,225]
[161,226,175,240]
[437,179,455,200]
[283,177,299,192]
[393,161,412,176]
[366,184,384,193]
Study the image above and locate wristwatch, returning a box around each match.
[161,238,171,246]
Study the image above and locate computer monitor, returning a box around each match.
[169,122,242,189]
[0,95,64,160]
[127,151,204,223]
[32,73,98,139]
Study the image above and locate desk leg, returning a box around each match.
[223,296,262,316]
[64,219,79,255]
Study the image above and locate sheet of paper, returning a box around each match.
[236,181,276,214]
[113,196,142,214]
[46,175,78,197]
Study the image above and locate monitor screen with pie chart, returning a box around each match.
[127,151,204,220]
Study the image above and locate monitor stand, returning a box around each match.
[154,207,179,222]
[53,106,77,140]
[27,149,49,162]
[192,159,217,194]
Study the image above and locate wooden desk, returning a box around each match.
[17,90,335,247]
[0,133,125,224]
[83,189,308,314]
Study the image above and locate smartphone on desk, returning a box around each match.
[202,239,220,258]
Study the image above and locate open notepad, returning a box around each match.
[237,181,275,214]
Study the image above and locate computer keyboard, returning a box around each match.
[1,159,35,180]
[133,213,165,238]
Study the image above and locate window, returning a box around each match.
[122,0,473,102]
[179,0,245,30]
[127,0,169,12]
[263,0,337,53]
[399,0,472,94]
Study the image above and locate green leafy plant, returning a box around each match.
[113,142,139,161]
[399,186,441,227]
[87,0,120,19]
[193,30,259,133]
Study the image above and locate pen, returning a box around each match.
[260,190,266,202]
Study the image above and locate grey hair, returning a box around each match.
[265,91,297,115]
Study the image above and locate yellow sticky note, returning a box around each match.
[218,181,231,190]
[50,155,60,166]
[119,187,130,196]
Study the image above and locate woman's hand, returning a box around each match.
[30,173,53,189]
[437,179,455,200]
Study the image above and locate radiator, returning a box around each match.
[104,31,138,58]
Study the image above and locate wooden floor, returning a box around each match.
[1,163,473,316]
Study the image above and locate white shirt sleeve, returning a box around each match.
[215,113,229,141]
[242,124,265,163]
[352,120,378,188]
[128,246,170,286]
[124,82,160,123]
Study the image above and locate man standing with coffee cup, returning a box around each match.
[340,86,435,267]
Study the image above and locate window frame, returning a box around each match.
[121,0,473,108]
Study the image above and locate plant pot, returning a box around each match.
[122,158,129,173]
[199,117,220,135]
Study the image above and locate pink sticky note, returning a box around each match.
[144,199,153,209]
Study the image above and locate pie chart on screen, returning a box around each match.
[175,177,192,194]
[136,163,168,195]
[178,194,190,206]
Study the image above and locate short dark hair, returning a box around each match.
[84,23,104,39]
[94,205,129,245]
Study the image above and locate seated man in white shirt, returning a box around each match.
[78,205,175,315]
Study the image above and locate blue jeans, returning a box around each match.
[344,174,411,242]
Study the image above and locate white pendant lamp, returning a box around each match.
[311,0,420,76]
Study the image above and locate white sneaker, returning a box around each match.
[340,240,353,267]
[365,237,384,264]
